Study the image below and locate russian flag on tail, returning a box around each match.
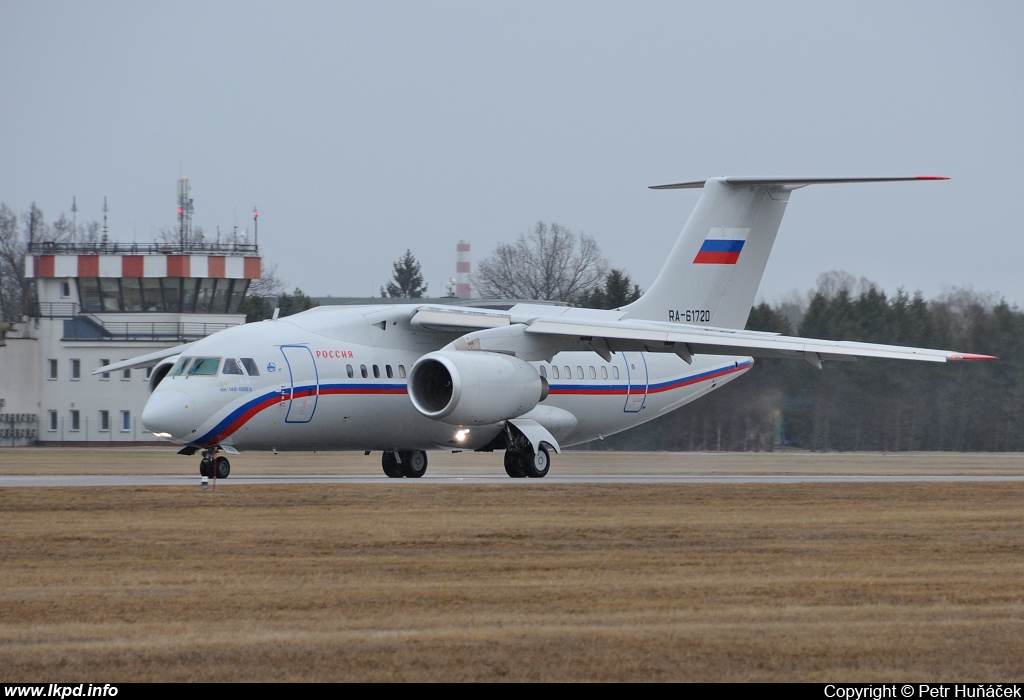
[693,227,750,264]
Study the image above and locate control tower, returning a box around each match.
[0,233,261,445]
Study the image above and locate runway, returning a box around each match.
[5,473,1024,487]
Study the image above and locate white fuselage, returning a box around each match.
[141,304,752,453]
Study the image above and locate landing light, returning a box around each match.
[455,429,470,442]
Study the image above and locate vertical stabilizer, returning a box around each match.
[620,176,945,328]
[621,177,790,328]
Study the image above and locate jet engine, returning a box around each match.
[408,351,548,425]
[147,356,180,394]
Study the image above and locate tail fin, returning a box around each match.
[620,176,947,328]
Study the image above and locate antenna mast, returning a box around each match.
[177,176,193,249]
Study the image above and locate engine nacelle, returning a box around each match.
[148,356,179,394]
[408,351,548,425]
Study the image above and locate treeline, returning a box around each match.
[592,281,1024,452]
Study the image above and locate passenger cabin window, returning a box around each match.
[563,365,571,379]
[373,365,380,379]
[187,358,220,376]
[576,366,584,379]
[222,358,244,375]
[398,365,406,378]
[346,364,354,378]
[360,365,368,378]
[539,366,547,379]
[240,358,260,376]
[552,366,560,379]
[613,367,620,379]
[601,366,608,379]
[589,366,596,379]
[386,365,394,379]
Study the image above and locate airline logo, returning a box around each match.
[693,227,749,264]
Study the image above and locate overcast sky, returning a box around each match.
[2,1,1021,305]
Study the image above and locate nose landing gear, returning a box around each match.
[199,450,230,479]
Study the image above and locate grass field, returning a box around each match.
[1,449,1023,681]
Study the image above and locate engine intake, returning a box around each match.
[408,351,547,425]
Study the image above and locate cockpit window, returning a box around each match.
[222,358,243,375]
[187,357,220,376]
[168,356,191,376]
[240,358,260,376]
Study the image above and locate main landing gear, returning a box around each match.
[504,444,550,479]
[381,450,428,478]
[199,450,230,479]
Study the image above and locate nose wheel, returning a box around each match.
[199,453,230,479]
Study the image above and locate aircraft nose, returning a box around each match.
[141,389,196,439]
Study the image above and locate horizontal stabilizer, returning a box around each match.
[650,176,949,190]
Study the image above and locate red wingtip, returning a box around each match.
[916,176,950,180]
[950,353,997,361]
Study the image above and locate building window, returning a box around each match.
[121,411,131,432]
[48,359,58,380]
[71,359,81,380]
[99,410,110,432]
[70,410,80,432]
[145,367,153,379]
[61,281,71,298]
[100,359,110,380]
[48,411,57,431]
[122,366,131,380]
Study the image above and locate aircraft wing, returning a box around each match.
[520,317,993,367]
[89,342,193,375]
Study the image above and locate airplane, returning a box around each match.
[99,176,993,479]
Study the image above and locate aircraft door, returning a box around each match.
[280,345,319,423]
[623,352,648,413]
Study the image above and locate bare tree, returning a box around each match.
[0,203,23,321]
[476,221,607,302]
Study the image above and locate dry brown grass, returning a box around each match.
[2,461,1023,681]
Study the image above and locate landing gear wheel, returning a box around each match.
[504,450,526,478]
[400,450,428,478]
[199,458,213,478]
[382,451,403,478]
[215,456,230,479]
[521,445,550,479]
